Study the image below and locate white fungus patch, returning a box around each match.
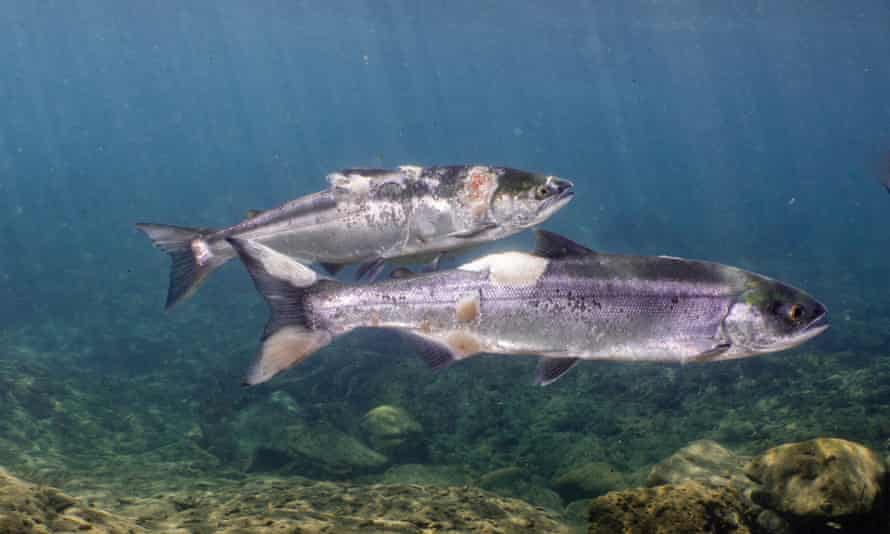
[459,252,549,287]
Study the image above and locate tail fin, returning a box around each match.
[228,238,334,386]
[135,223,221,310]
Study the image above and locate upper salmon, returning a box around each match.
[136,165,574,309]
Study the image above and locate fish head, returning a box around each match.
[722,277,829,358]
[489,169,574,229]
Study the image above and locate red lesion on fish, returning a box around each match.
[464,169,495,202]
[468,172,489,199]
[461,168,497,222]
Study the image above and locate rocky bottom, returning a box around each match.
[3,436,890,533]
[587,437,890,534]
[0,468,572,534]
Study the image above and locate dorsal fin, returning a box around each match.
[533,230,595,259]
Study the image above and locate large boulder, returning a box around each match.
[361,405,425,460]
[551,461,627,502]
[477,466,564,511]
[744,437,889,532]
[372,463,469,486]
[588,480,758,534]
[648,439,754,492]
[285,420,389,479]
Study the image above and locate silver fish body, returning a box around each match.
[230,231,829,386]
[136,165,574,309]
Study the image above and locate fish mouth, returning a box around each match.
[535,180,575,219]
[803,309,830,337]
[772,308,830,351]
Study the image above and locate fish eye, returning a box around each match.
[534,185,551,200]
[787,304,804,322]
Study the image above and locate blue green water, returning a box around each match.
[1,1,890,530]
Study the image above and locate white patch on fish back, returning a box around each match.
[399,165,423,177]
[327,172,373,197]
[455,291,481,322]
[459,252,549,287]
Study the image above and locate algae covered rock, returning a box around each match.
[0,467,142,533]
[286,420,388,479]
[371,463,469,486]
[475,465,564,511]
[551,461,626,502]
[361,404,424,459]
[588,480,758,534]
[744,437,888,531]
[477,466,526,491]
[565,498,593,524]
[648,439,753,492]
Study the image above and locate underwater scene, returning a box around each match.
[2,2,890,533]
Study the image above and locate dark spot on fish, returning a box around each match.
[671,296,679,304]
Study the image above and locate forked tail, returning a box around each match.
[135,223,223,309]
[227,238,336,386]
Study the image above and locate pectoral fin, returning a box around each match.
[400,332,459,371]
[690,343,732,362]
[447,222,498,239]
[534,356,580,386]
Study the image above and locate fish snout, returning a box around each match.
[806,302,829,332]
[551,177,574,197]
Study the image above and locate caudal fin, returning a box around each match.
[135,223,221,309]
[228,238,335,386]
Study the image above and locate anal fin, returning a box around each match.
[534,356,580,386]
